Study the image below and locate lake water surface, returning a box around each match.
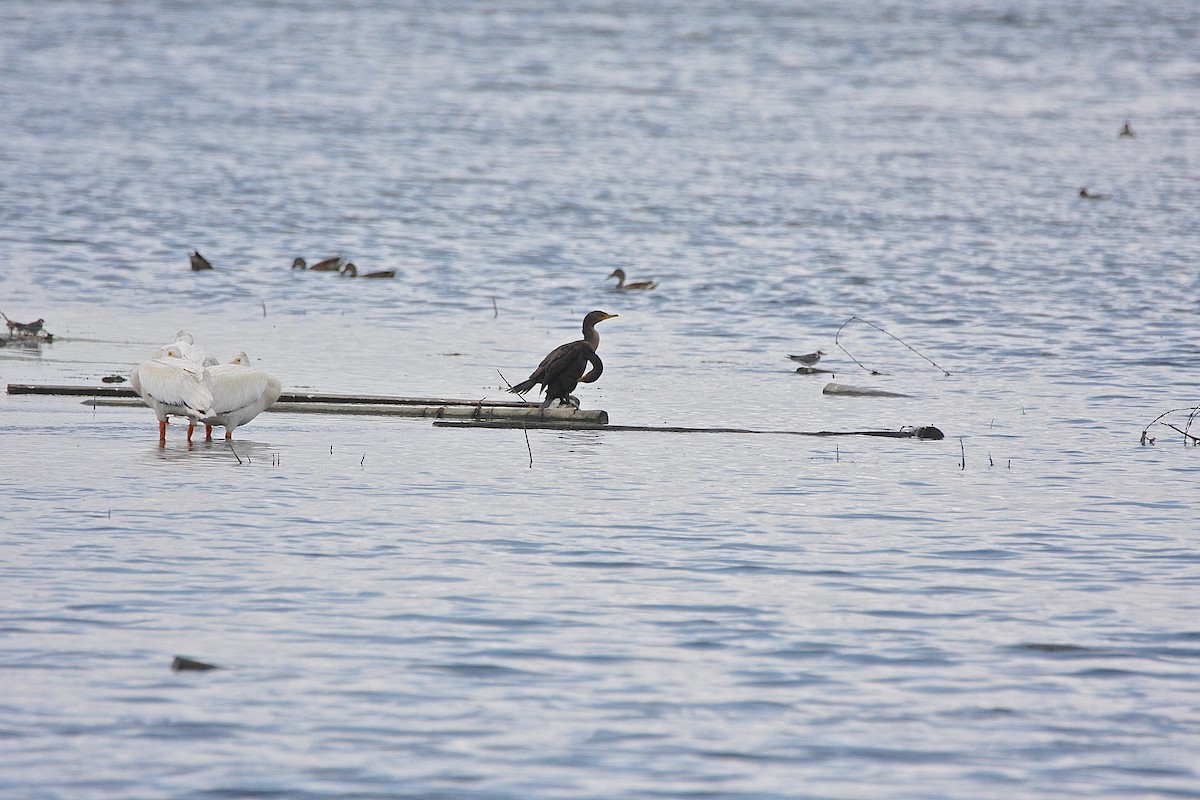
[2,1,1200,798]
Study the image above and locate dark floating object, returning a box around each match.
[1118,120,1135,138]
[101,375,127,384]
[340,262,395,279]
[787,350,825,366]
[171,656,219,672]
[189,250,213,271]
[292,255,345,272]
[437,419,945,440]
[607,268,657,291]
[1078,187,1112,200]
[509,310,617,408]
[794,366,835,375]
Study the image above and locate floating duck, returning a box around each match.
[292,256,345,272]
[130,342,214,442]
[1079,187,1112,200]
[607,268,658,291]
[340,262,396,279]
[201,352,282,440]
[190,251,213,271]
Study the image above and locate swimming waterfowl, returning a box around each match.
[787,350,826,366]
[201,352,282,440]
[130,343,214,442]
[292,256,345,272]
[607,268,658,291]
[1079,187,1112,200]
[509,310,617,408]
[190,251,213,271]
[1118,120,1135,138]
[340,263,396,279]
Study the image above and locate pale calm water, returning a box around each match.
[2,1,1200,798]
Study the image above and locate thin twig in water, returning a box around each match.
[361,454,366,467]
[497,369,534,467]
[834,316,951,376]
[1140,405,1200,445]
[492,297,498,319]
[227,441,243,465]
[958,437,965,470]
[261,301,267,318]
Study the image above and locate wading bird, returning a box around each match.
[130,343,214,442]
[201,352,282,440]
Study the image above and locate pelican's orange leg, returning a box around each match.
[205,424,213,441]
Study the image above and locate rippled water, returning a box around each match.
[3,1,1200,798]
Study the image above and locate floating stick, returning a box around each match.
[834,316,951,376]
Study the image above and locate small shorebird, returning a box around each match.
[607,268,658,291]
[787,350,825,366]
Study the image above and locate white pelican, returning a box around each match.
[201,352,282,440]
[606,268,657,290]
[171,331,219,367]
[130,343,214,442]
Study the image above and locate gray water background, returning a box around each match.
[2,1,1200,797]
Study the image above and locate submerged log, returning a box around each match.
[435,420,944,439]
[79,396,608,424]
[8,383,537,408]
[822,382,912,398]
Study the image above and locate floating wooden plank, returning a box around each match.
[822,382,912,398]
[7,383,536,408]
[435,420,944,439]
[79,396,608,424]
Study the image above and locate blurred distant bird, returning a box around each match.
[340,262,395,279]
[3,315,45,336]
[787,350,825,366]
[130,342,214,442]
[607,268,658,291]
[292,255,345,272]
[190,251,213,271]
[1118,120,1135,138]
[201,352,282,440]
[509,310,617,408]
[1079,187,1112,200]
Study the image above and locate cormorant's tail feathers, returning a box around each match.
[509,378,538,395]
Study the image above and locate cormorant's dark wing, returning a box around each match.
[509,339,589,395]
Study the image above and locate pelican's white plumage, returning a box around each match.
[171,330,219,367]
[201,352,282,440]
[130,343,214,441]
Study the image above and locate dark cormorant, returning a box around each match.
[607,268,658,291]
[509,310,617,408]
[190,251,213,271]
[340,263,396,279]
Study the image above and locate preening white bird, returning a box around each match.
[201,352,282,440]
[129,343,214,442]
[171,330,219,367]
